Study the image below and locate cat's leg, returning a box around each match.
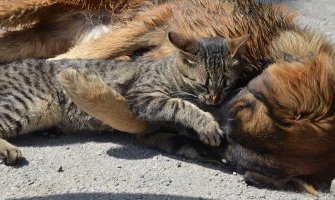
[0,104,59,165]
[0,91,62,164]
[51,3,172,60]
[127,91,223,146]
[58,68,224,162]
[138,132,225,165]
[0,109,24,165]
[57,68,149,134]
[0,139,22,165]
[58,67,223,146]
[0,100,26,164]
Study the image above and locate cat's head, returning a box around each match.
[168,32,249,105]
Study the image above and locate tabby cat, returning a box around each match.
[0,32,249,164]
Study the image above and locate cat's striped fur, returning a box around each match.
[0,32,248,164]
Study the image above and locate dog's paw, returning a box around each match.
[57,68,119,101]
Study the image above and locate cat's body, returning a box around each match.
[0,59,113,138]
[0,33,248,164]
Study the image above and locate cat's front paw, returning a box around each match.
[0,139,22,165]
[197,121,223,147]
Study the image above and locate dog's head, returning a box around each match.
[221,55,335,187]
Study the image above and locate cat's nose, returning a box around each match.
[206,94,221,105]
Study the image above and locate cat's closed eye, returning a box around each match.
[183,58,197,66]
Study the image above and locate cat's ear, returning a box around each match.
[168,32,198,56]
[227,34,250,58]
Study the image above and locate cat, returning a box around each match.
[0,32,249,164]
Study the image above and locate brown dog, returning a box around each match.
[52,0,334,193]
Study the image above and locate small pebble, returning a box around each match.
[233,172,237,175]
[140,175,144,178]
[57,166,64,172]
[165,180,172,186]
